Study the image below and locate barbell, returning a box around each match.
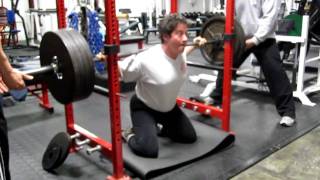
[22,16,244,105]
[118,16,245,65]
[23,29,95,104]
[200,16,245,65]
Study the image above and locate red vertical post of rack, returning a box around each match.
[32,0,53,112]
[170,0,177,13]
[35,0,51,111]
[56,0,75,138]
[104,0,128,179]
[56,0,66,29]
[39,84,52,110]
[221,0,235,132]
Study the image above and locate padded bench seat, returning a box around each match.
[120,35,145,49]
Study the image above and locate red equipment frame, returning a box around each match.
[23,0,54,112]
[171,0,235,132]
[52,0,235,179]
[55,0,129,179]
[27,84,54,113]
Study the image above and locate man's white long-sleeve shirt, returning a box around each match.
[118,45,187,112]
[235,0,280,45]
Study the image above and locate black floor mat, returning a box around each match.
[3,79,320,180]
[123,120,234,179]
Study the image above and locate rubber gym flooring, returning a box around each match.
[3,44,320,180]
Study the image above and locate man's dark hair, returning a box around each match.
[158,14,188,43]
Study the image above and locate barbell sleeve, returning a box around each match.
[116,38,222,59]
[22,65,54,76]
[185,39,223,46]
[186,61,238,71]
[19,29,96,105]
[118,48,148,59]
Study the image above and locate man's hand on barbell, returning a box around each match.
[96,52,107,61]
[2,69,33,90]
[193,36,207,47]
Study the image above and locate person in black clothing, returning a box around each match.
[194,0,296,127]
[0,7,33,180]
[120,14,207,158]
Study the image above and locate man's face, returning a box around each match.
[163,23,188,54]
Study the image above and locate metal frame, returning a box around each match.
[51,0,235,179]
[55,0,129,179]
[172,0,234,132]
[276,15,320,106]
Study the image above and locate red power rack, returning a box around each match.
[171,0,235,132]
[53,0,235,179]
[55,0,129,179]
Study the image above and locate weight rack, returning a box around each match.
[52,0,236,179]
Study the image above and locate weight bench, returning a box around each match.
[120,35,145,49]
[119,21,140,34]
[276,15,320,106]
[0,8,20,47]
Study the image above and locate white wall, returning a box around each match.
[178,0,205,13]
[2,0,225,43]
[2,0,60,43]
[2,0,32,42]
[1,0,91,43]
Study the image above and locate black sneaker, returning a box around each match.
[121,128,135,143]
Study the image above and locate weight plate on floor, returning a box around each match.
[42,132,71,171]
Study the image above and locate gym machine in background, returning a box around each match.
[41,1,130,179]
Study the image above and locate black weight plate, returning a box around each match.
[55,132,71,169]
[42,145,61,171]
[40,29,94,104]
[200,16,245,65]
[55,30,94,102]
[67,31,95,100]
[40,30,76,104]
[42,132,71,171]
[235,20,246,60]
[61,30,94,101]
[55,30,84,101]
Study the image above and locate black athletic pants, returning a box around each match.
[211,39,296,119]
[0,96,10,180]
[128,94,197,158]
